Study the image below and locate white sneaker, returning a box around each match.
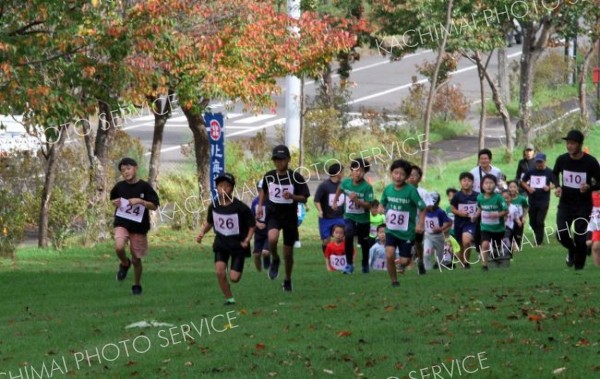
[294,241,301,248]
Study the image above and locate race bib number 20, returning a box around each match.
[116,198,145,223]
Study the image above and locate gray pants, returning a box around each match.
[423,233,445,270]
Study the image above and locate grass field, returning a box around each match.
[1,224,599,379]
[2,128,600,379]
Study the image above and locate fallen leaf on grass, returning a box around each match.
[553,367,566,375]
[256,343,266,350]
[528,314,544,321]
[126,361,136,366]
[575,338,590,347]
[323,369,334,374]
[384,305,395,312]
[268,372,278,377]
[184,361,193,366]
[337,330,351,337]
[322,304,337,310]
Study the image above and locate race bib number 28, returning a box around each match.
[116,198,145,223]
[386,210,409,231]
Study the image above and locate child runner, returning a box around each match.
[423,192,452,271]
[368,224,389,271]
[257,145,310,291]
[196,173,255,305]
[251,180,270,271]
[589,189,600,266]
[313,163,345,253]
[324,224,353,271]
[473,174,508,271]
[368,200,385,248]
[502,190,519,257]
[111,157,159,296]
[332,158,374,274]
[450,172,479,269]
[445,187,458,238]
[520,153,558,246]
[507,180,528,251]
[407,165,434,275]
[379,159,425,287]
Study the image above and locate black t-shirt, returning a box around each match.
[110,179,160,234]
[553,153,600,209]
[450,190,479,228]
[207,198,255,256]
[261,169,310,221]
[521,168,558,206]
[516,158,536,193]
[314,178,344,219]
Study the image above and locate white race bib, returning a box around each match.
[386,210,409,231]
[345,195,364,214]
[213,212,240,236]
[268,183,294,204]
[254,205,266,222]
[590,207,600,231]
[372,257,387,270]
[116,198,145,223]
[563,170,586,189]
[328,193,345,207]
[329,254,347,271]
[481,210,500,225]
[424,216,440,233]
[530,175,546,189]
[458,203,476,215]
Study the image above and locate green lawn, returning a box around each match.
[1,225,599,378]
[2,127,600,379]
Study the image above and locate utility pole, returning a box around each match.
[285,0,301,150]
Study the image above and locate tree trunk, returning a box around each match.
[38,124,68,248]
[483,66,514,156]
[421,0,453,178]
[319,63,334,108]
[578,43,597,122]
[476,52,486,150]
[497,47,510,105]
[517,20,554,144]
[182,100,210,198]
[92,100,117,241]
[148,91,173,190]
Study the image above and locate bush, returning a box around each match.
[0,189,26,256]
[432,84,470,121]
[534,50,570,92]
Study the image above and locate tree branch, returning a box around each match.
[7,19,45,36]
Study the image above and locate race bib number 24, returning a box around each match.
[116,198,145,223]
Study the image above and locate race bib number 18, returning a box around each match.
[116,198,145,223]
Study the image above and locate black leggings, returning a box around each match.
[556,207,590,270]
[344,219,370,268]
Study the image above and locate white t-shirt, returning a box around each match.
[416,187,435,207]
[470,165,503,193]
[505,204,519,230]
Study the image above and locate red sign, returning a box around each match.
[209,119,221,141]
[593,67,600,85]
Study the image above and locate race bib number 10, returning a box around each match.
[563,170,586,189]
[116,198,145,223]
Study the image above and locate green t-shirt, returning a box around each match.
[476,193,508,233]
[511,194,528,218]
[445,204,455,235]
[380,183,425,241]
[340,178,374,224]
[369,213,385,238]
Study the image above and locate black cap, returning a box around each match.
[327,163,343,176]
[118,157,138,170]
[562,130,584,144]
[272,145,290,159]
[215,172,236,187]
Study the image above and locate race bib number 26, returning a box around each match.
[213,212,240,236]
[116,198,145,223]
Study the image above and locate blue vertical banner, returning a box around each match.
[204,112,225,196]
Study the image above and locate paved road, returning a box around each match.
[122,45,527,166]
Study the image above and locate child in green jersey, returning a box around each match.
[473,174,508,271]
[378,159,425,287]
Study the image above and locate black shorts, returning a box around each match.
[415,231,424,243]
[253,229,269,253]
[214,250,246,273]
[267,215,299,246]
[480,231,504,246]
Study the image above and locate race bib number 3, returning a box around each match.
[386,210,409,231]
[530,175,546,189]
[116,198,145,223]
[213,212,240,236]
[268,183,294,204]
[563,170,586,189]
[329,254,347,271]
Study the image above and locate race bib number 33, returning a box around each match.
[116,198,145,223]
